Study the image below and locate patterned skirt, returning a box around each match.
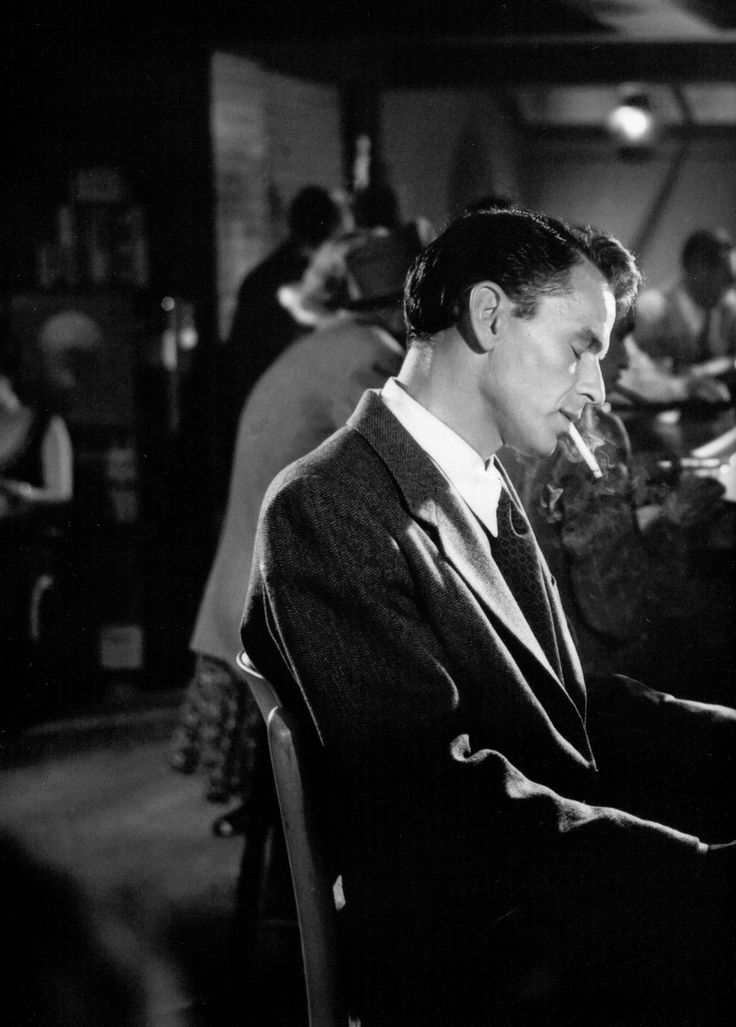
[168,653,262,803]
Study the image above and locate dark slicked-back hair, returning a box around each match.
[404,208,641,341]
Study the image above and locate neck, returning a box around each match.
[398,330,501,460]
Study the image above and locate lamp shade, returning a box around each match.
[606,91,659,155]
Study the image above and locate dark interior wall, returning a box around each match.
[0,24,378,688]
[3,49,215,319]
[1,27,223,686]
[381,87,524,230]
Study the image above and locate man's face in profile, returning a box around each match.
[480,262,616,458]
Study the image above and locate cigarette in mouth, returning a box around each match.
[567,420,603,479]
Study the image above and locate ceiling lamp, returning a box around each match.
[606,90,660,157]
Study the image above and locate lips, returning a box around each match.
[560,409,583,425]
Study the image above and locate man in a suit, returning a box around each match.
[242,209,736,1025]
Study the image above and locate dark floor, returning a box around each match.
[0,676,307,1026]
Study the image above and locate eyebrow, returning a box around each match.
[577,327,609,359]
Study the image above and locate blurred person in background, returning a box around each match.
[278,180,435,331]
[0,363,72,516]
[625,227,736,404]
[1,314,86,735]
[170,224,427,825]
[352,180,402,231]
[218,185,343,476]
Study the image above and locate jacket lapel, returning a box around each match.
[432,494,562,682]
[348,391,585,719]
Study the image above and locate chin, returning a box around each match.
[508,440,555,460]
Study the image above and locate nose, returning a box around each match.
[577,352,605,406]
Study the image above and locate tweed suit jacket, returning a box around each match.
[241,388,707,1015]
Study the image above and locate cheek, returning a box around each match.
[523,350,574,399]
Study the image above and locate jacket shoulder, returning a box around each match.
[265,423,368,492]
[261,421,395,522]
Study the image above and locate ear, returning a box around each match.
[464,282,506,353]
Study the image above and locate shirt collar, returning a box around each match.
[380,377,504,536]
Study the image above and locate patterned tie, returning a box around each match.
[490,487,565,682]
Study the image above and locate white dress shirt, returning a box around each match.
[380,377,504,536]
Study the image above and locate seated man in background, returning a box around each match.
[626,227,736,403]
[242,209,736,1026]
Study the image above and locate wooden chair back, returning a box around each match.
[236,650,348,1027]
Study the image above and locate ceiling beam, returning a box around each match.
[563,0,725,40]
[378,38,736,88]
[252,36,736,89]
